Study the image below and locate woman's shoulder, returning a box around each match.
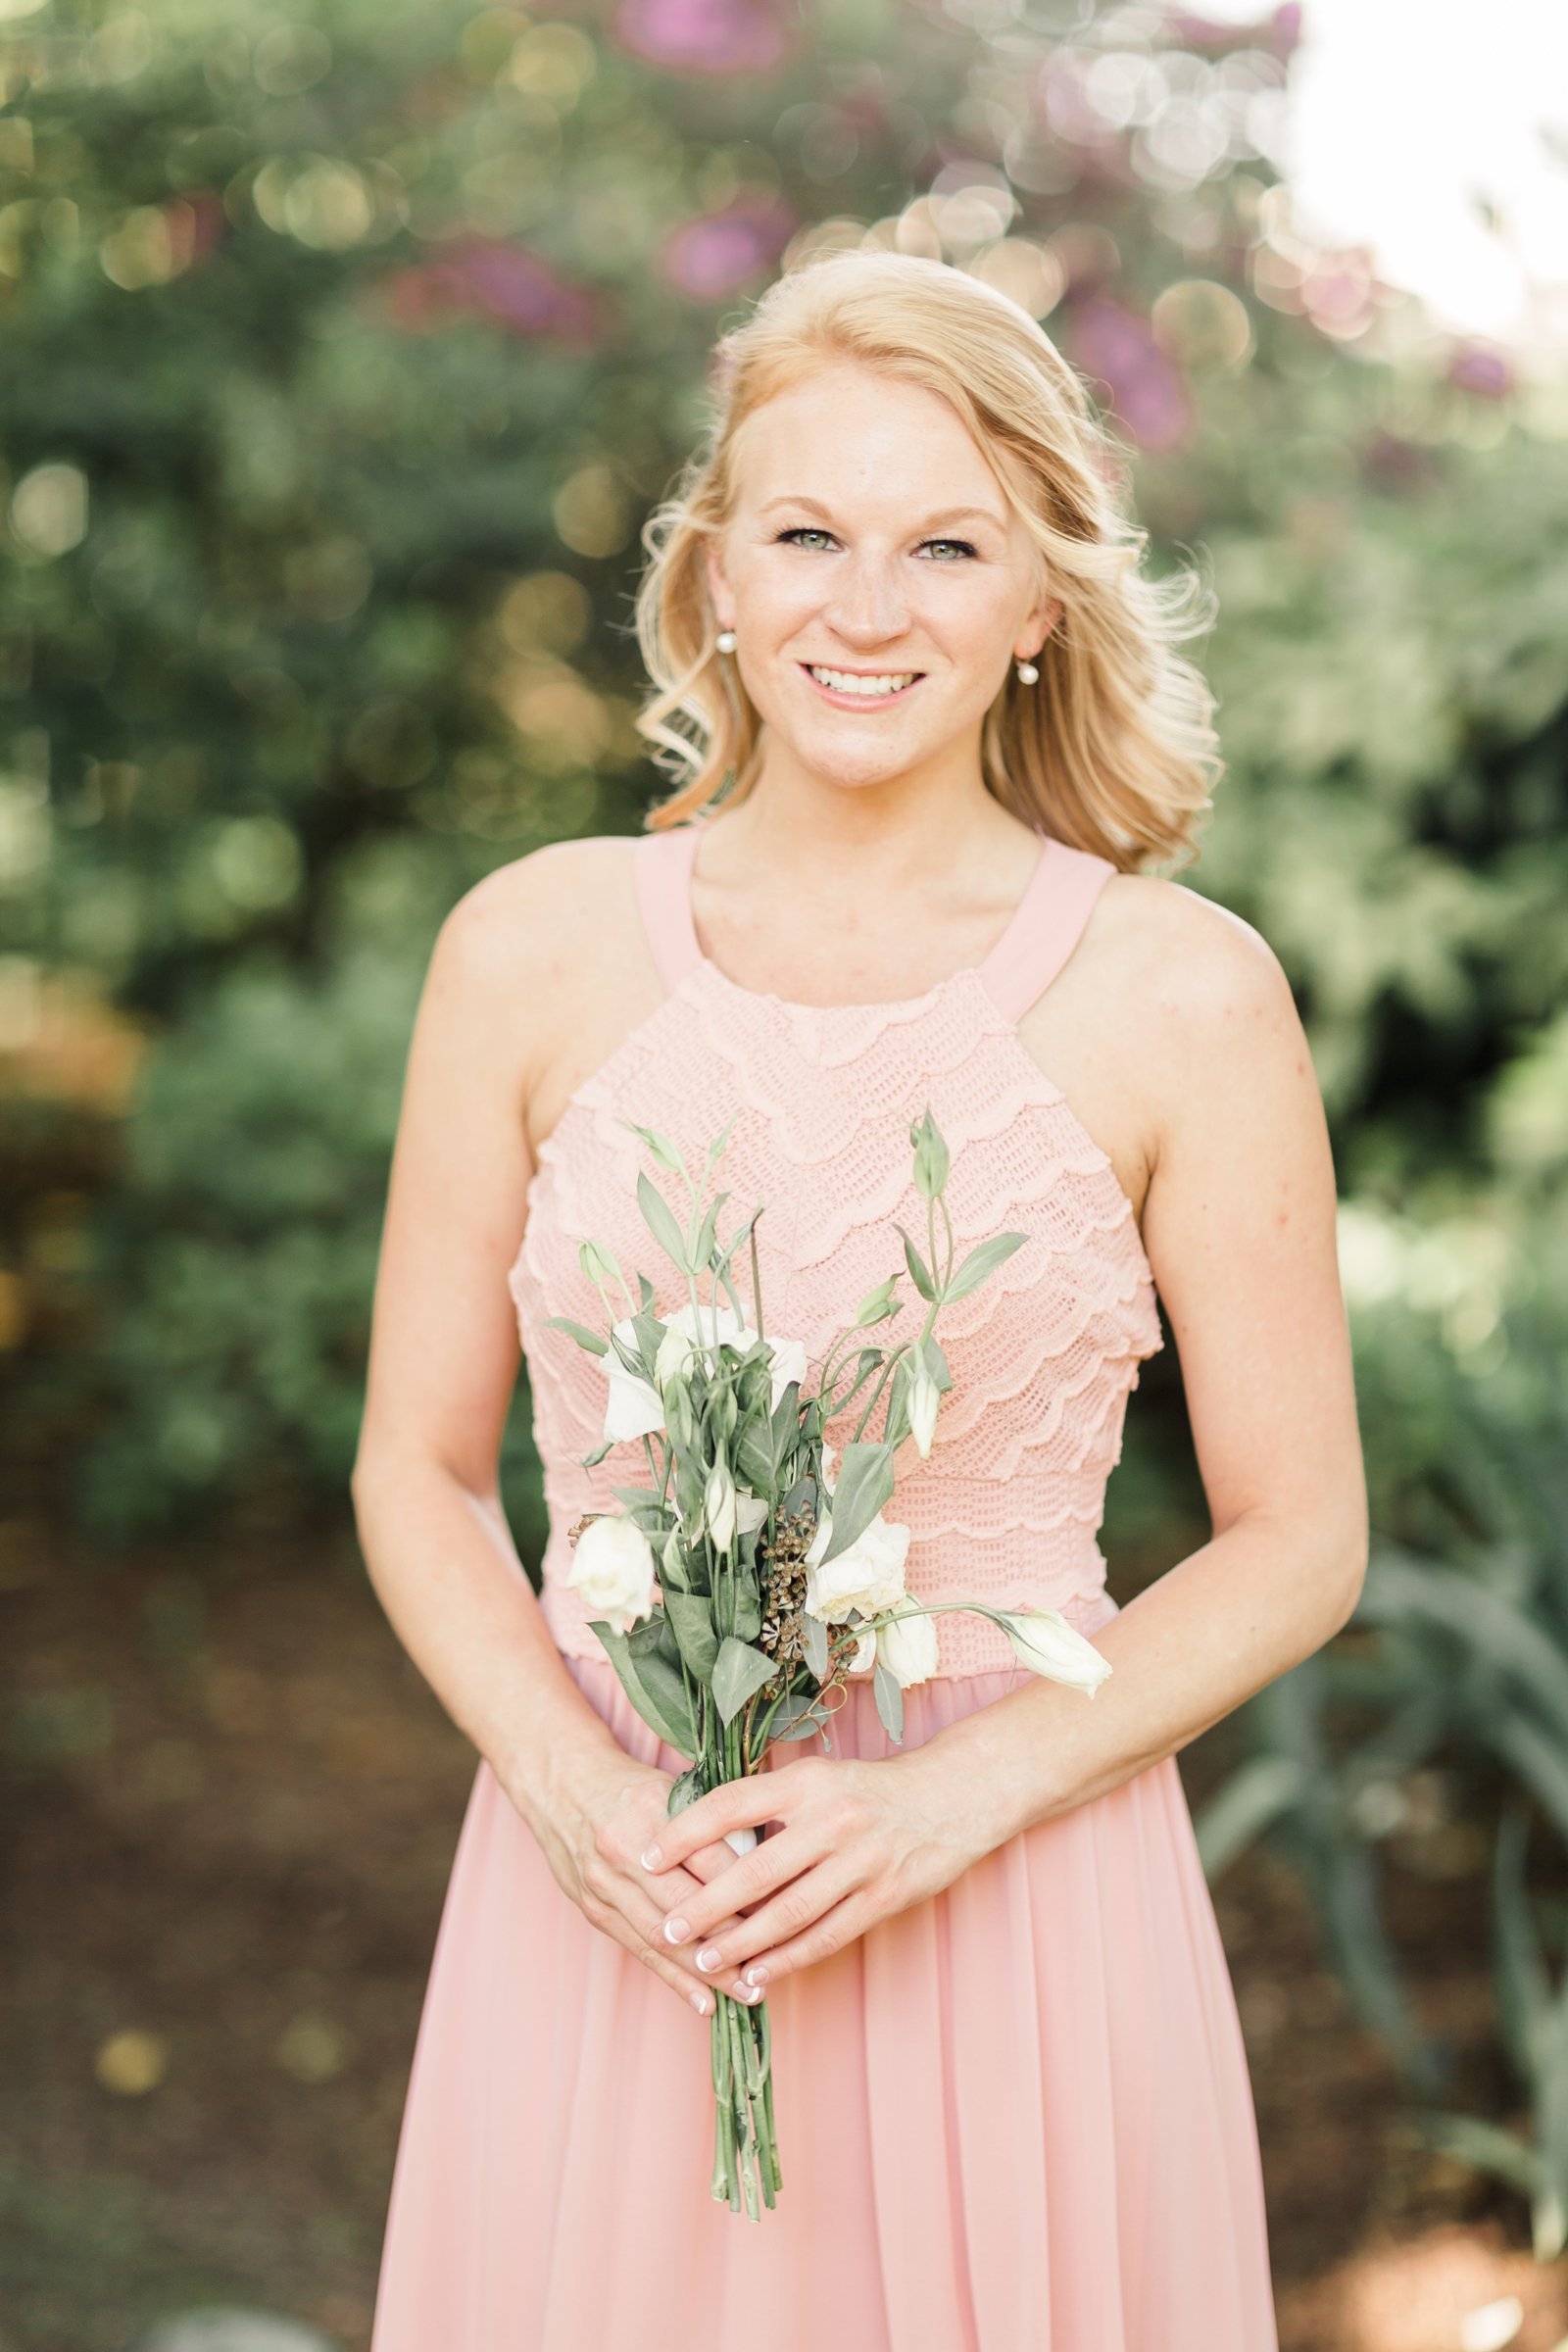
[1095,868,1293,1019]
[434,832,642,989]
[1085,870,1305,1118]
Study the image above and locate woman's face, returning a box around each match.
[704,359,1059,797]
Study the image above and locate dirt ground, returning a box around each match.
[4,1517,1565,2352]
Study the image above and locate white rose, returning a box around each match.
[653,1301,750,1394]
[641,1304,808,1422]
[762,1331,808,1402]
[847,1624,877,1677]
[567,1513,658,1635]
[875,1601,940,1689]
[1002,1608,1112,1695]
[602,1316,665,1446]
[805,1509,911,1624]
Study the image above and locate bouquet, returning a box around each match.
[545,1106,1112,2220]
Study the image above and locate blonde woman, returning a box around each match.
[357,250,1364,2349]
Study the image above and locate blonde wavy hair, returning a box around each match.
[630,248,1221,872]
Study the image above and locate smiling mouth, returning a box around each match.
[802,663,925,701]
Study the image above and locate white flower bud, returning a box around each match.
[875,1601,941,1689]
[567,1514,658,1635]
[1001,1609,1112,1695]
[906,1364,940,1458]
[704,1457,738,1553]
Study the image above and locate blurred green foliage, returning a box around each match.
[2,0,1567,2250]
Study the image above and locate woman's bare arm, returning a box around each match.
[350,845,763,2014]
[933,876,1369,1841]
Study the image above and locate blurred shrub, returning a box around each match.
[1195,1185,1568,2214]
[60,837,545,1553]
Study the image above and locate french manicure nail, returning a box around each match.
[663,1916,690,1944]
[691,1988,710,2014]
[641,1845,662,1869]
[744,1964,769,1988]
[696,1944,723,1972]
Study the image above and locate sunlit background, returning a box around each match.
[2,2,1567,2348]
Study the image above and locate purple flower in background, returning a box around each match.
[613,0,796,75]
[386,238,603,352]
[1448,342,1513,399]
[660,197,799,301]
[1069,298,1193,452]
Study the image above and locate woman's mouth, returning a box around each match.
[801,663,925,710]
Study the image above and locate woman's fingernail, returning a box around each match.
[663,1916,690,1944]
[691,1988,710,2015]
[737,1981,763,2003]
[744,1964,769,1988]
[641,1845,662,1869]
[696,1944,723,1972]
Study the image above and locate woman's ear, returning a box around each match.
[703,534,734,632]
[1019,594,1063,662]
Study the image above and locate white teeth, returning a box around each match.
[808,666,918,698]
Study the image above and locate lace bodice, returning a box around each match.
[507,818,1163,1679]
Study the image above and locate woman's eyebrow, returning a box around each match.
[757,494,1008,533]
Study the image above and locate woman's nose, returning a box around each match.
[824,557,909,643]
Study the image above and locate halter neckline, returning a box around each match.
[631,814,1116,1028]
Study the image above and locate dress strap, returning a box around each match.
[632,823,706,993]
[977,832,1118,1024]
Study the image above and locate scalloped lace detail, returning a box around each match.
[509,960,1162,1680]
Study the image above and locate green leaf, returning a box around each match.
[704,1116,737,1177]
[765,1691,824,1740]
[663,1589,719,1680]
[637,1170,690,1274]
[818,1440,895,1564]
[540,1315,608,1356]
[893,1223,937,1302]
[711,1637,776,1726]
[667,1765,703,1816]
[943,1231,1028,1303]
[873,1659,905,1743]
[580,1439,613,1468]
[802,1613,829,1680]
[732,1573,762,1642]
[589,1619,697,1757]
[733,1410,778,1494]
[628,1307,667,1372]
[689,1189,729,1275]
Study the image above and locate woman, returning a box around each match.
[356,250,1365,2349]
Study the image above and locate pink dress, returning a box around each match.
[369,819,1279,2351]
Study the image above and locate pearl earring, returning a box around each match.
[1015,658,1040,685]
[715,629,737,654]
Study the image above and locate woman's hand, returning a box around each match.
[525,1746,768,2016]
[635,1742,993,1995]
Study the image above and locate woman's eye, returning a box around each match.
[921,538,977,562]
[776,527,834,550]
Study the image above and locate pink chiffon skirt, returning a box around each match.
[369,1643,1279,2352]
